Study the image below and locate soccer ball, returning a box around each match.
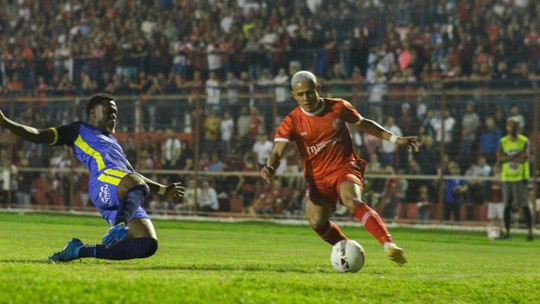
[330,239,365,273]
[487,226,502,240]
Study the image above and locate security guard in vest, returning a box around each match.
[497,117,533,241]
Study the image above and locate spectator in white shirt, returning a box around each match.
[224,72,240,106]
[433,109,456,154]
[237,106,251,138]
[207,41,223,77]
[252,133,273,169]
[161,128,182,170]
[198,180,219,212]
[273,67,290,117]
[220,110,234,160]
[205,71,221,107]
[380,116,402,167]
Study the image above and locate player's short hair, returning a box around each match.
[291,71,317,89]
[507,117,520,124]
[86,93,115,117]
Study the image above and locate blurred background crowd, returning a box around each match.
[0,0,539,224]
[0,0,539,95]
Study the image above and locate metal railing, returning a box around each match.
[0,85,538,226]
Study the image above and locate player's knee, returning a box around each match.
[308,217,328,230]
[118,174,148,197]
[342,197,363,210]
[140,238,158,258]
[124,184,150,203]
[307,217,318,228]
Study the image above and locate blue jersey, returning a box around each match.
[50,121,133,176]
[49,121,148,224]
[444,179,467,204]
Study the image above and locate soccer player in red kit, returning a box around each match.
[261,71,419,265]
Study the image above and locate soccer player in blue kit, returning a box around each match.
[0,93,185,262]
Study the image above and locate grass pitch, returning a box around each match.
[0,213,539,304]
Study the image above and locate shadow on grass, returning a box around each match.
[0,259,51,264]
[127,264,328,273]
[0,259,331,273]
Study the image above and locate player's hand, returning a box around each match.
[261,165,275,183]
[163,182,185,201]
[102,223,129,248]
[396,136,420,152]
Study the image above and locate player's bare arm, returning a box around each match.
[261,141,289,183]
[357,118,419,152]
[0,109,55,144]
[137,174,185,201]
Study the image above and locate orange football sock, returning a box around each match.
[353,203,393,244]
[312,221,347,245]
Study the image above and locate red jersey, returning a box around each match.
[275,98,362,179]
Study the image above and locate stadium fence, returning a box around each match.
[0,82,538,227]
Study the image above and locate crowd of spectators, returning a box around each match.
[0,0,539,97]
[1,0,540,222]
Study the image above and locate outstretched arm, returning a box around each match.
[261,141,289,183]
[0,110,55,144]
[357,118,419,152]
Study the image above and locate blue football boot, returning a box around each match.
[48,238,84,262]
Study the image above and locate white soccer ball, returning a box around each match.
[330,239,365,273]
[487,226,501,240]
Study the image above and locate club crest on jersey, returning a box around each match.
[333,119,342,130]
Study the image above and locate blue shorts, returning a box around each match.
[88,168,150,225]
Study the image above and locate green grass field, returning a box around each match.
[0,213,539,304]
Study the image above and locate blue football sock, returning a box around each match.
[114,184,149,226]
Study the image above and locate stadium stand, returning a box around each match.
[0,0,538,226]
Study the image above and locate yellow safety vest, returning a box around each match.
[500,135,530,182]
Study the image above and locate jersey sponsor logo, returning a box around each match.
[506,149,522,172]
[306,135,343,156]
[509,162,519,170]
[99,184,111,205]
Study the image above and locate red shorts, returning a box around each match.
[305,160,365,207]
